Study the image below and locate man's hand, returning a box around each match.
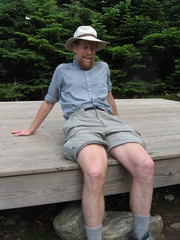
[11,129,33,136]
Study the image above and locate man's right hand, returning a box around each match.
[11,129,33,136]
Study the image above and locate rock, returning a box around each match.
[4,217,18,226]
[53,202,163,240]
[148,215,164,239]
[102,211,133,239]
[170,222,180,232]
[157,233,165,240]
[53,202,86,240]
[164,194,174,201]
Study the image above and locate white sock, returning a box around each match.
[85,225,102,240]
[133,214,150,240]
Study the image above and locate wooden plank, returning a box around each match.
[0,99,180,210]
[1,99,179,174]
[0,157,179,210]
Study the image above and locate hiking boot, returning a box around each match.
[142,232,155,240]
[130,232,155,240]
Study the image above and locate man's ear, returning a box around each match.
[72,43,77,53]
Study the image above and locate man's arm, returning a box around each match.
[11,100,55,136]
[107,92,119,116]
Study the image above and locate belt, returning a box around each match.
[84,106,113,115]
[84,106,104,111]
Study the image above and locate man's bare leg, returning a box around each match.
[110,143,154,239]
[77,144,107,239]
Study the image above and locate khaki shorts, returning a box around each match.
[63,109,145,161]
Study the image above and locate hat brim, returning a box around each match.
[65,36,107,52]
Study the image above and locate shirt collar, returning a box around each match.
[73,59,80,69]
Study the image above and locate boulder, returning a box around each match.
[53,202,163,240]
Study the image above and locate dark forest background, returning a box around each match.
[0,0,179,101]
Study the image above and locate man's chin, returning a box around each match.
[81,65,93,70]
[78,60,94,70]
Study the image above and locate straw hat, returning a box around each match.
[65,26,107,52]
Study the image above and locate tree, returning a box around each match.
[0,0,179,100]
[138,27,180,92]
[0,0,71,100]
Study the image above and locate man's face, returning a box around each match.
[72,40,97,70]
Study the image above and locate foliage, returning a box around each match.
[0,0,179,100]
[112,81,150,98]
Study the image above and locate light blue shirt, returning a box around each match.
[45,59,113,119]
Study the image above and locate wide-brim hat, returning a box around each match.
[65,26,107,52]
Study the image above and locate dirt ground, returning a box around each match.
[0,184,180,240]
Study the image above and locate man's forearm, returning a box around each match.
[107,92,119,116]
[11,100,55,136]
[29,100,55,134]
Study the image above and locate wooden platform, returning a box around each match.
[0,99,180,210]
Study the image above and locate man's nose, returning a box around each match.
[86,47,93,54]
[86,46,96,54]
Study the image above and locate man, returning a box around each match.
[12,26,154,240]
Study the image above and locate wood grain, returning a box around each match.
[0,99,180,209]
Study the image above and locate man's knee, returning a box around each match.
[143,157,154,180]
[134,155,154,182]
[84,168,106,193]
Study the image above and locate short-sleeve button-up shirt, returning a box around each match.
[45,59,113,119]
